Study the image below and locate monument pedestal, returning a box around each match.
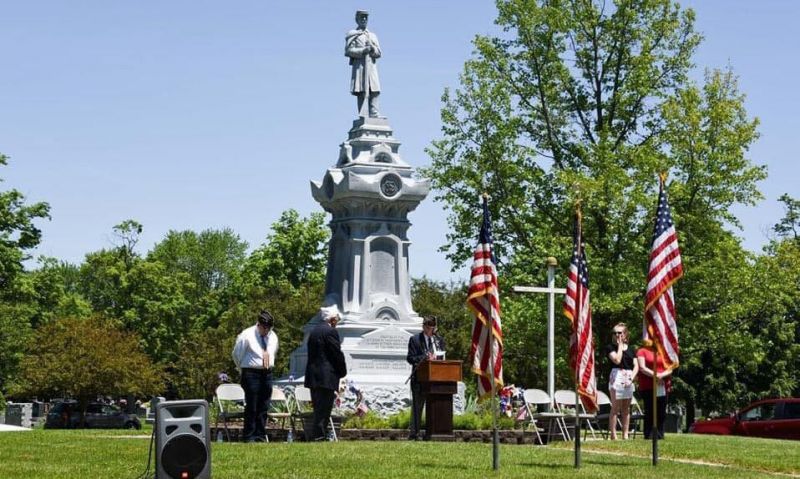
[287,117,434,415]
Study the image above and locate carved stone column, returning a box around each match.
[287,117,433,414]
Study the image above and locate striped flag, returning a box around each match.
[467,195,504,400]
[644,175,683,370]
[563,208,598,413]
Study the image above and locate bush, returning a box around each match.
[453,412,479,430]
[453,410,517,430]
[387,409,412,429]
[13,317,164,404]
[342,411,390,429]
[342,406,518,430]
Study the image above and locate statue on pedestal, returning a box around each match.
[285,10,466,417]
[345,10,382,118]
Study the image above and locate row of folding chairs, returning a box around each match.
[214,383,337,442]
[520,388,645,444]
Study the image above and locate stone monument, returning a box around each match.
[287,11,431,414]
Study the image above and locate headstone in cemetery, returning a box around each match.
[6,403,33,428]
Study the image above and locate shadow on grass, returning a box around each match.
[416,462,471,471]
[516,462,579,470]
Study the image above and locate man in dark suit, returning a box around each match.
[406,315,445,440]
[304,306,348,441]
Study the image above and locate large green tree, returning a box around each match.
[0,154,51,291]
[14,316,164,419]
[425,0,766,410]
[148,228,248,298]
[0,154,50,398]
[148,228,248,329]
[78,221,193,364]
[774,194,800,243]
[218,210,330,379]
[241,210,329,292]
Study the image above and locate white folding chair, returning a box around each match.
[293,386,337,441]
[215,383,245,442]
[268,387,293,433]
[553,389,598,440]
[630,395,645,438]
[522,389,569,444]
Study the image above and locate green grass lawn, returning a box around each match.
[0,429,797,479]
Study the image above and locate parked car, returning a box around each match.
[45,401,141,430]
[689,398,800,440]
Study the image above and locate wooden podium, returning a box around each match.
[417,359,462,440]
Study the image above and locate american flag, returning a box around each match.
[467,195,504,400]
[644,175,683,369]
[563,208,598,413]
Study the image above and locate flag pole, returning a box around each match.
[483,193,500,471]
[652,342,659,465]
[490,324,499,471]
[645,171,667,466]
[652,172,667,467]
[574,204,582,469]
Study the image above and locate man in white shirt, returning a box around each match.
[232,310,279,443]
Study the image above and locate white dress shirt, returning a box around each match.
[232,324,279,370]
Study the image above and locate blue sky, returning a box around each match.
[1,1,797,283]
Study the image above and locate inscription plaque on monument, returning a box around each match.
[357,326,412,351]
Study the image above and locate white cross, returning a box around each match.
[513,257,566,401]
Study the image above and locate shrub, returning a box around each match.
[387,409,412,429]
[453,410,517,430]
[342,406,519,430]
[453,412,479,430]
[342,411,390,429]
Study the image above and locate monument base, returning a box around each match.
[275,377,465,418]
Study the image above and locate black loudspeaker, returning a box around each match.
[155,400,211,479]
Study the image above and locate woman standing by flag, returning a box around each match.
[606,323,638,440]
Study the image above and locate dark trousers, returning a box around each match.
[409,381,426,439]
[642,392,667,439]
[309,388,336,441]
[240,368,273,442]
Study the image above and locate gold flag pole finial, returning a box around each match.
[659,171,668,184]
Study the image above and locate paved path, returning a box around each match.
[0,424,31,432]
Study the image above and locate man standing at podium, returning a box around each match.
[406,315,445,440]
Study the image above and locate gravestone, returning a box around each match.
[6,403,33,428]
[286,11,445,415]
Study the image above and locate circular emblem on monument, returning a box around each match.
[323,174,334,199]
[380,173,402,198]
